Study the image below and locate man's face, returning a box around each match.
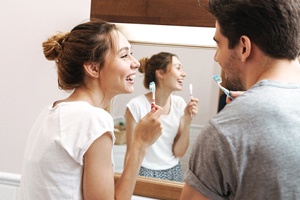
[213,21,245,91]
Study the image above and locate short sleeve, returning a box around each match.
[58,105,115,165]
[126,95,150,123]
[184,122,235,199]
[173,95,186,117]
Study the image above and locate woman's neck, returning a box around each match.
[147,88,172,115]
[62,87,110,109]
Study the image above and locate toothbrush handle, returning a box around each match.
[221,87,234,100]
[189,94,194,119]
[151,99,155,109]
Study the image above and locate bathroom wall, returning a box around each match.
[0,0,91,174]
[0,0,221,175]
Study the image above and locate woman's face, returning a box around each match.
[100,31,140,97]
[160,56,186,91]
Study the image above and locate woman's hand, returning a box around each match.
[185,97,199,120]
[133,105,164,148]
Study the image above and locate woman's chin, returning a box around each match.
[124,87,134,94]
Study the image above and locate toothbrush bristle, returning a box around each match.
[149,81,156,92]
[213,75,222,84]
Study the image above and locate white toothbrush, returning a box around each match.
[189,83,194,118]
[189,83,193,101]
[212,75,233,100]
[149,81,156,109]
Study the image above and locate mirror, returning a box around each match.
[111,23,221,184]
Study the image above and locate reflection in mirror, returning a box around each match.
[124,52,199,182]
[111,24,221,184]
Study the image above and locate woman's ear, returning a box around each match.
[155,69,164,79]
[83,62,100,78]
[240,35,251,62]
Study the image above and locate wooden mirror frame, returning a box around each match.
[114,173,184,199]
[90,0,215,27]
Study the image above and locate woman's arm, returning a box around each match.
[83,106,163,200]
[115,106,163,199]
[83,132,115,200]
[124,108,137,167]
[173,98,199,158]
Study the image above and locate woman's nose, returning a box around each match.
[214,50,218,62]
[131,56,140,69]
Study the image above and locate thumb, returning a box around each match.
[230,91,244,98]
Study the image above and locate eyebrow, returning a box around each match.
[173,63,182,66]
[118,46,130,53]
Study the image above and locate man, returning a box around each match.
[180,0,300,199]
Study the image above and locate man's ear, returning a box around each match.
[240,35,251,62]
[83,62,100,78]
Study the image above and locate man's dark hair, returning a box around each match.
[208,0,300,59]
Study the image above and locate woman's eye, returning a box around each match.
[121,52,133,59]
[175,66,182,70]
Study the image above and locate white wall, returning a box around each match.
[0,0,91,174]
[0,0,221,175]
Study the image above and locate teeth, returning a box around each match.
[126,75,136,81]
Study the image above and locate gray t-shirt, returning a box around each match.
[185,80,300,200]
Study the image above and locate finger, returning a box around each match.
[226,96,233,104]
[151,105,164,117]
[191,97,199,103]
[191,107,198,115]
[230,91,244,98]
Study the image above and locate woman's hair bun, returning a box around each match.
[138,57,149,73]
[42,32,70,61]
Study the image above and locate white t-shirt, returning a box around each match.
[20,101,115,200]
[127,94,186,170]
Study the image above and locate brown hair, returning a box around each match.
[139,52,178,89]
[208,0,300,60]
[42,20,118,90]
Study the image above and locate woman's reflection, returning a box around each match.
[124,52,199,182]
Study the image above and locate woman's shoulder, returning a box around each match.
[127,94,149,104]
[171,94,185,101]
[55,101,112,121]
[171,94,186,105]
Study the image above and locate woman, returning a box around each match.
[125,52,199,182]
[20,20,163,200]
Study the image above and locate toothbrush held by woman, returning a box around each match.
[189,83,194,118]
[149,81,156,109]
